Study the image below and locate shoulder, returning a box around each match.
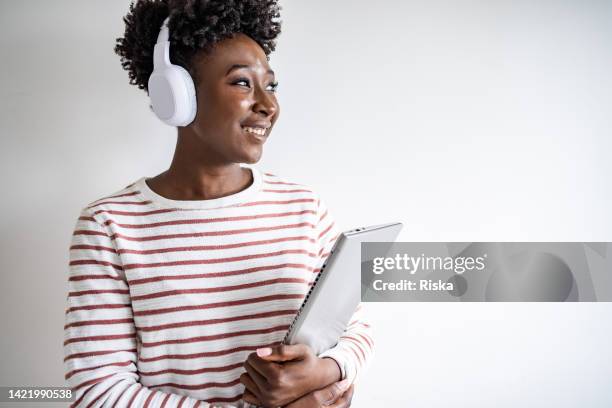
[259,170,324,205]
[78,178,145,222]
[259,170,310,189]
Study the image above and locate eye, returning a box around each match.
[267,81,279,93]
[232,78,251,88]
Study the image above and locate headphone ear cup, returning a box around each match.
[173,65,197,126]
[148,65,197,127]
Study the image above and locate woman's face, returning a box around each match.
[187,34,280,165]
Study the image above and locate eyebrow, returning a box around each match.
[225,64,275,77]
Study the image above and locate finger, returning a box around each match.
[242,389,262,406]
[255,343,310,362]
[345,383,355,402]
[312,379,351,406]
[245,351,281,381]
[239,372,262,398]
[326,384,355,408]
[244,360,270,391]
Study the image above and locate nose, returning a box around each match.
[253,86,278,119]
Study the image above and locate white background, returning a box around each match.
[1,0,611,406]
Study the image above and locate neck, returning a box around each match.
[148,132,252,201]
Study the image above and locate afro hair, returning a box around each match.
[114,0,281,94]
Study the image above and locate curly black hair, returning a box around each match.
[114,0,281,93]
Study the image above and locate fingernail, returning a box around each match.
[337,379,350,391]
[256,347,272,357]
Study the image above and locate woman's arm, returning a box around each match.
[317,302,374,384]
[240,303,373,407]
[311,197,376,385]
[239,195,375,406]
[65,209,209,407]
[240,344,340,406]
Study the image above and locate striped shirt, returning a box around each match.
[64,167,374,407]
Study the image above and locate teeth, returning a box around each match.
[243,126,266,136]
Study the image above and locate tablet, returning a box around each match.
[283,222,403,355]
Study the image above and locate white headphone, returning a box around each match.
[148,17,197,127]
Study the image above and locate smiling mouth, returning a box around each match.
[242,126,267,136]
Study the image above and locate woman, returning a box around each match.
[64,1,373,406]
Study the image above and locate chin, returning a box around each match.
[240,148,263,164]
[242,155,262,165]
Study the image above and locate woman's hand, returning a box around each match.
[285,381,354,408]
[240,344,342,407]
[242,380,354,408]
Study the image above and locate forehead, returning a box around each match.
[194,33,273,77]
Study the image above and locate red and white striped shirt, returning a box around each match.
[64,167,374,407]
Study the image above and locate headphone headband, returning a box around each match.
[157,17,170,43]
[153,17,171,68]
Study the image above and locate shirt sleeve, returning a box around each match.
[64,208,212,407]
[311,197,375,385]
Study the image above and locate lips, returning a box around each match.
[241,121,271,142]
[242,126,267,136]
